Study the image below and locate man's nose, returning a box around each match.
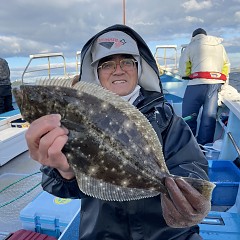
[113,63,124,73]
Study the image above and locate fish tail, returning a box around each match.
[173,176,216,201]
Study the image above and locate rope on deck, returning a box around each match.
[0,171,41,208]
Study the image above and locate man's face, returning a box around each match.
[97,54,138,96]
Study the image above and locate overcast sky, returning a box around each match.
[1,0,240,69]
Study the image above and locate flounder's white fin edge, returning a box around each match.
[76,172,160,201]
[35,77,75,88]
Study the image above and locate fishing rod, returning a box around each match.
[227,132,240,168]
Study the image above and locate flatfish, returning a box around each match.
[13,78,215,201]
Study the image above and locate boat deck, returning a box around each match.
[0,151,41,239]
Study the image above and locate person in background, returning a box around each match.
[178,28,230,145]
[25,24,211,240]
[0,58,14,114]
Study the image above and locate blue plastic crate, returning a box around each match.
[208,160,240,206]
[20,191,81,238]
[199,211,240,240]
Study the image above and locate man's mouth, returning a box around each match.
[112,80,127,84]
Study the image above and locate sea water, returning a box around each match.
[10,66,240,92]
[229,71,240,92]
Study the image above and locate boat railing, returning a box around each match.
[21,52,68,84]
[154,45,178,73]
[76,50,81,74]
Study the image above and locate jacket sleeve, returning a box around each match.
[40,165,88,199]
[178,47,192,78]
[222,46,230,84]
[156,103,209,180]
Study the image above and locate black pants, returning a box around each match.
[0,85,14,114]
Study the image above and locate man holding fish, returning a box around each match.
[24,25,212,240]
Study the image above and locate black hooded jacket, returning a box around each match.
[41,24,208,240]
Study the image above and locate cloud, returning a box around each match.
[0,36,64,57]
[0,0,240,68]
[182,0,213,12]
[185,16,204,23]
[235,11,240,21]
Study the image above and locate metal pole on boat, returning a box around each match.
[227,132,240,167]
[123,0,126,25]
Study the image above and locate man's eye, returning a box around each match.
[123,60,132,66]
[103,63,113,69]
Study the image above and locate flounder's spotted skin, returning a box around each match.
[13,78,215,201]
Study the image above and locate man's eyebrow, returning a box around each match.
[101,54,133,62]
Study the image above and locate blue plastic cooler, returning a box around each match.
[20,191,81,238]
[208,160,240,206]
